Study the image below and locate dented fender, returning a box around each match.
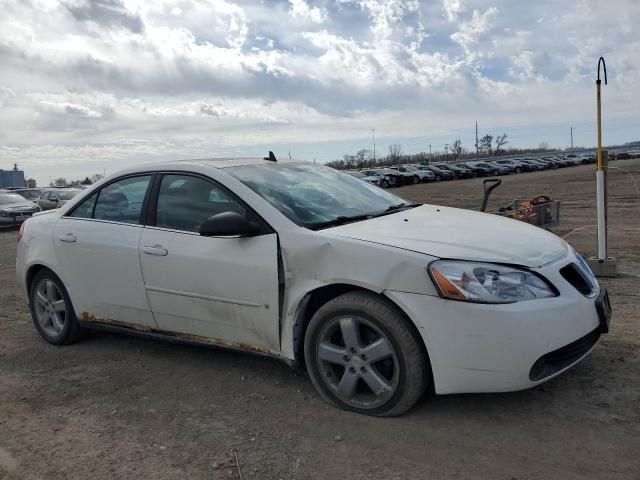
[276,228,439,361]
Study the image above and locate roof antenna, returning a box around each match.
[264,151,277,162]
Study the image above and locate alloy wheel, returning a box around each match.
[316,316,400,410]
[34,278,67,337]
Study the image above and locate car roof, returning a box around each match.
[178,157,300,168]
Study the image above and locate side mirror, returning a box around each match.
[199,211,260,237]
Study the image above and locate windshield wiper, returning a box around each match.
[308,203,421,230]
[378,203,420,214]
[307,214,373,230]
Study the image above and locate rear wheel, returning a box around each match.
[435,175,441,182]
[29,270,85,345]
[304,292,428,416]
[412,176,419,184]
[515,167,521,174]
[380,179,389,188]
[492,169,499,176]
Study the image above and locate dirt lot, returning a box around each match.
[1,160,639,480]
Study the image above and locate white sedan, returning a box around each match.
[16,157,611,416]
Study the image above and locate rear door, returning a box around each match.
[53,174,157,328]
[138,173,281,352]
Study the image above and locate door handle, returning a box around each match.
[143,245,168,256]
[58,233,77,243]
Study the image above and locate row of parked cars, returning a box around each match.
[344,152,607,188]
[0,187,83,227]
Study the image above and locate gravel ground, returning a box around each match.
[1,159,639,480]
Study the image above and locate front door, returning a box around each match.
[139,173,280,353]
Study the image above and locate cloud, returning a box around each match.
[37,101,103,118]
[450,7,498,55]
[442,0,464,22]
[64,0,145,33]
[288,0,327,24]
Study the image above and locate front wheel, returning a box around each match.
[304,292,428,416]
[380,179,389,188]
[515,167,521,174]
[29,269,85,345]
[412,176,419,184]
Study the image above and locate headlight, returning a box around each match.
[429,260,557,304]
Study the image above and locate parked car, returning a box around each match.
[10,188,45,201]
[433,163,474,179]
[562,155,583,167]
[397,165,435,183]
[360,169,403,188]
[387,166,421,184]
[465,161,506,176]
[417,165,454,181]
[16,158,611,416]
[345,170,379,186]
[36,189,82,211]
[0,191,40,227]
[390,165,435,183]
[493,159,529,173]
[458,161,492,177]
[487,161,514,175]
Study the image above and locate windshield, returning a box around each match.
[0,193,28,205]
[57,190,81,200]
[16,189,41,199]
[227,163,415,229]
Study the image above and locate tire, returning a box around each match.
[412,176,419,184]
[304,292,428,417]
[29,269,85,345]
[492,170,499,176]
[435,175,441,182]
[515,167,521,174]
[380,179,389,188]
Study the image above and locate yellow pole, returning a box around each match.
[596,80,603,170]
[595,57,607,261]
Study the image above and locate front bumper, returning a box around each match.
[385,256,606,395]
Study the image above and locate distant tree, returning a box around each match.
[342,154,357,170]
[451,139,466,159]
[354,149,371,168]
[52,177,68,187]
[538,142,550,150]
[494,133,509,155]
[90,174,104,183]
[388,144,402,163]
[479,134,493,156]
[80,177,92,185]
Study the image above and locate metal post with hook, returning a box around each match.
[588,56,618,277]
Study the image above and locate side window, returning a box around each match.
[93,176,152,224]
[68,192,98,219]
[155,174,246,233]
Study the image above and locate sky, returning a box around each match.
[1,0,639,184]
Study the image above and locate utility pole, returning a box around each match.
[429,144,432,161]
[371,129,376,161]
[444,144,449,160]
[570,126,574,149]
[475,121,479,156]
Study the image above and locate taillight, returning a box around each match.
[18,221,26,242]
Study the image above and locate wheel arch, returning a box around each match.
[291,283,432,382]
[25,263,63,299]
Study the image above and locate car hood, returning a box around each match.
[324,205,568,268]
